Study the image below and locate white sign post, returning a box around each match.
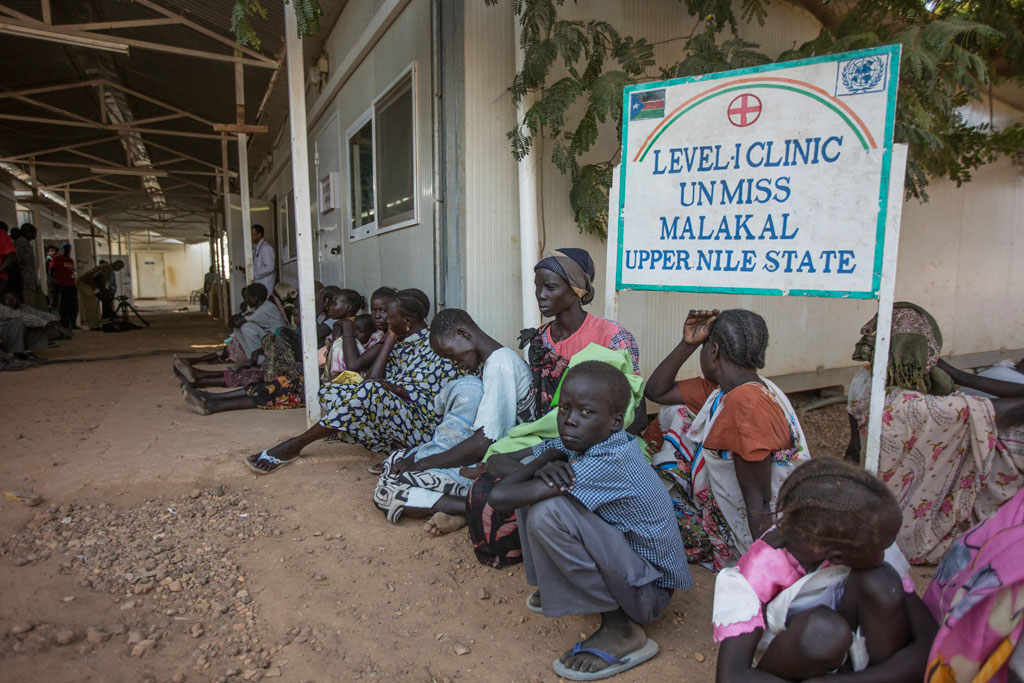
[615,46,903,472]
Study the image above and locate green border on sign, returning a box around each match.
[615,45,901,299]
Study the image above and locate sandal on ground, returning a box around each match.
[244,450,296,475]
[367,461,385,474]
[551,639,659,681]
[525,591,543,614]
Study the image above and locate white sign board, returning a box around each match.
[616,46,900,299]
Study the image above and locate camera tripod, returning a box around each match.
[112,294,150,327]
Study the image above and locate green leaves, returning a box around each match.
[230,0,322,47]
[496,0,1024,235]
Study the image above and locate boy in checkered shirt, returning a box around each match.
[489,360,690,680]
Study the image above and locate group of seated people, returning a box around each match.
[171,246,1024,682]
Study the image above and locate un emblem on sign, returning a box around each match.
[835,55,888,96]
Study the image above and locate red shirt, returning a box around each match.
[51,253,76,287]
[0,230,13,281]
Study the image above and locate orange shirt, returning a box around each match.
[677,378,792,461]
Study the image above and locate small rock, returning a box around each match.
[454,642,471,656]
[263,668,281,678]
[207,485,225,497]
[61,595,76,603]
[190,624,204,638]
[12,557,28,567]
[131,638,156,657]
[172,674,187,683]
[9,622,34,635]
[53,629,79,646]
[168,580,182,592]
[86,627,109,643]
[211,601,228,615]
[120,600,136,611]
[127,629,144,644]
[189,489,201,499]
[477,588,490,600]
[695,652,706,663]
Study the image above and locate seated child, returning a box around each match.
[713,458,937,683]
[372,308,534,535]
[324,313,379,379]
[489,361,691,681]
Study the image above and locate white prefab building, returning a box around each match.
[253,0,1024,390]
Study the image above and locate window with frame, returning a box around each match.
[346,64,418,241]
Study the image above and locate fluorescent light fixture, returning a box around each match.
[89,167,169,177]
[0,20,130,54]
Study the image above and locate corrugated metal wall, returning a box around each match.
[463,0,1024,388]
[255,0,436,301]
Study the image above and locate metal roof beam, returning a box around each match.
[0,15,276,68]
[5,135,121,161]
[0,113,223,140]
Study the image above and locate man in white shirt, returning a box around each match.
[251,224,276,292]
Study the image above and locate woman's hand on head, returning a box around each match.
[682,309,719,346]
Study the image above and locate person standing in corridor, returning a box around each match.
[251,224,276,292]
[50,242,78,329]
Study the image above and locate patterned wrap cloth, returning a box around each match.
[924,487,1024,683]
[848,302,1024,564]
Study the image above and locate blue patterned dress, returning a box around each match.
[316,329,462,454]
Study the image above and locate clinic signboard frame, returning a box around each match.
[615,45,901,299]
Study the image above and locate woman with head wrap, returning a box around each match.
[523,247,640,418]
[846,302,1024,564]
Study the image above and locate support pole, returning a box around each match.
[63,186,76,261]
[217,220,228,323]
[285,1,322,425]
[514,9,540,335]
[603,166,620,322]
[235,55,254,284]
[88,205,97,268]
[124,229,133,303]
[864,144,908,474]
[221,137,237,313]
[29,160,46,301]
[238,132,254,283]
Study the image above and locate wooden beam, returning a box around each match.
[6,135,120,161]
[0,3,34,22]
[40,0,50,25]
[0,113,224,140]
[0,78,101,99]
[130,113,184,126]
[211,123,269,134]
[63,18,180,31]
[131,0,274,65]
[0,16,275,67]
[100,79,215,127]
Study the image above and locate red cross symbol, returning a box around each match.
[727,94,762,127]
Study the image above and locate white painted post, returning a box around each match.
[604,166,620,321]
[221,137,238,314]
[217,222,228,323]
[28,160,46,301]
[514,8,541,337]
[63,186,77,325]
[238,132,254,284]
[864,144,908,474]
[284,1,322,425]
[124,228,133,303]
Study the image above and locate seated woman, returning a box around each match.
[644,308,809,571]
[464,247,643,567]
[174,283,286,372]
[846,302,1024,564]
[923,486,1024,683]
[523,247,640,416]
[371,308,533,535]
[269,281,297,325]
[322,287,397,379]
[244,288,462,474]
[714,458,936,683]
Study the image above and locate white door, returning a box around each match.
[315,114,344,287]
[136,252,166,298]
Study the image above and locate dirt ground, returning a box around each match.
[0,308,931,682]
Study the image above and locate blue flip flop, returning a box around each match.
[244,450,295,475]
[552,638,660,681]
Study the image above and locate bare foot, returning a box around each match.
[559,610,646,675]
[422,512,466,536]
[173,358,196,383]
[183,391,210,416]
